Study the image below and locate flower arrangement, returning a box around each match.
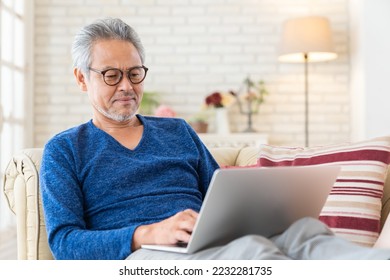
[230,77,268,112]
[205,92,223,108]
[204,91,235,108]
[230,77,269,132]
[203,91,235,134]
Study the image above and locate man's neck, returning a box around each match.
[92,114,142,133]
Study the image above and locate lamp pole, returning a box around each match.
[304,53,309,147]
[279,16,337,147]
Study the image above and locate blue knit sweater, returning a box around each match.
[40,115,219,260]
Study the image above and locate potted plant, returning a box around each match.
[188,112,209,133]
[139,91,160,115]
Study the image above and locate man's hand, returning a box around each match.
[131,209,198,251]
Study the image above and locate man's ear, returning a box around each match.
[74,68,88,91]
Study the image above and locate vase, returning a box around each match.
[215,107,230,134]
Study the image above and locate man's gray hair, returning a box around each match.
[71,18,145,75]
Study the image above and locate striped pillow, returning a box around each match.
[257,136,390,247]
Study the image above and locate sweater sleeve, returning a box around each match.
[40,140,135,260]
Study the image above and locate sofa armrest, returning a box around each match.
[2,148,53,260]
[235,147,260,166]
[382,166,390,229]
[209,147,241,166]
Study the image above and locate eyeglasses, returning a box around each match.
[89,65,148,86]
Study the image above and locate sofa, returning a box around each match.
[2,140,390,259]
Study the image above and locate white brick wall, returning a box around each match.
[33,0,350,147]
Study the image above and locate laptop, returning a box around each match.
[141,165,340,254]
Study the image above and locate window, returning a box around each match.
[0,0,31,231]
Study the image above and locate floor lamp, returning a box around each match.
[278,16,337,147]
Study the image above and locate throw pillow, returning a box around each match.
[257,136,390,247]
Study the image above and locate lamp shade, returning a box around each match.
[278,16,337,63]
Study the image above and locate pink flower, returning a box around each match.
[154,105,176,117]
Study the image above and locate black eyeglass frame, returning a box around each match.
[88,65,148,86]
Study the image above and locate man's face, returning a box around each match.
[79,39,144,123]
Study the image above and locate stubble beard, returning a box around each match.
[92,101,138,122]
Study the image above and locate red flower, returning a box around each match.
[205,92,223,108]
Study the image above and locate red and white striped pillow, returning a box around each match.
[257,136,390,247]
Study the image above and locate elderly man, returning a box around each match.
[40,17,390,260]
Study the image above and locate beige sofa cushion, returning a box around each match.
[209,146,259,167]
